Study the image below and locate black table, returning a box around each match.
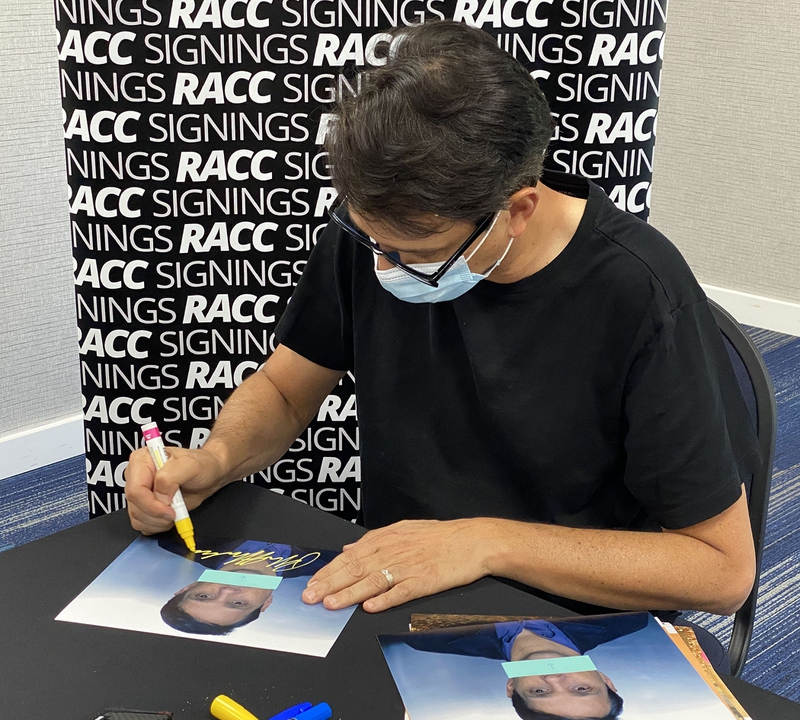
[1,482,798,720]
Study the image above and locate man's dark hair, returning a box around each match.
[325,19,553,238]
[510,687,624,720]
[160,592,261,635]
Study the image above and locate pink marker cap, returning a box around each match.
[141,422,161,442]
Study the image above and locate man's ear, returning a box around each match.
[506,187,539,238]
[259,593,274,613]
[175,584,192,597]
[506,678,515,699]
[600,672,617,693]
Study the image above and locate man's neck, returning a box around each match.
[510,628,581,661]
[489,183,587,285]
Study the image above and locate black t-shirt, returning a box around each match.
[275,170,760,535]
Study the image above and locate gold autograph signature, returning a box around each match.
[193,548,322,572]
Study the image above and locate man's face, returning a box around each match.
[176,582,273,626]
[507,669,616,719]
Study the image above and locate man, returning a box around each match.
[158,537,336,635]
[125,20,759,654]
[397,614,648,719]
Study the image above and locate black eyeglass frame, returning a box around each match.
[328,195,496,287]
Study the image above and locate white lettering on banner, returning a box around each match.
[79,328,152,359]
[281,0,446,28]
[69,185,144,218]
[556,70,660,103]
[551,112,581,142]
[317,456,360,483]
[162,395,226,422]
[76,296,177,325]
[71,222,173,254]
[290,487,360,513]
[60,70,166,103]
[152,187,314,218]
[86,459,128,488]
[317,395,358,422]
[144,32,309,66]
[172,71,275,105]
[55,0,163,26]
[159,328,270,358]
[73,258,148,290]
[312,33,393,67]
[63,109,140,143]
[285,223,328,252]
[169,0,273,29]
[85,429,142,456]
[176,149,276,182]
[550,147,653,179]
[588,31,664,66]
[156,259,304,288]
[81,362,181,391]
[89,491,127,515]
[185,360,261,388]
[66,150,170,181]
[83,395,155,425]
[179,222,277,253]
[290,426,360,453]
[282,73,365,104]
[494,33,583,64]
[561,0,668,29]
[454,0,554,28]
[58,30,136,65]
[149,111,311,144]
[608,181,651,214]
[182,294,280,323]
[283,152,331,181]
[584,109,657,144]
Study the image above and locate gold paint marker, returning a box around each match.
[141,421,196,553]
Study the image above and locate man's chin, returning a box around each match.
[522,650,574,661]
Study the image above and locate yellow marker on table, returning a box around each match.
[141,422,196,553]
[211,695,260,720]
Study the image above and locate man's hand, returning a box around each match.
[301,518,495,612]
[124,446,227,535]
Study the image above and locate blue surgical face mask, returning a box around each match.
[373,213,513,303]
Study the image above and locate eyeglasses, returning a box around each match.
[328,195,495,287]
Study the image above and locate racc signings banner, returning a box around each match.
[55,0,668,519]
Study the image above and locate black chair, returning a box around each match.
[707,298,777,678]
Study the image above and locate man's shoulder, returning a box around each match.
[589,185,705,314]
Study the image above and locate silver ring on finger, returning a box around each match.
[380,568,394,589]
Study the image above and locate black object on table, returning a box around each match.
[0,482,797,720]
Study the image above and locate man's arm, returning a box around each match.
[125,344,344,534]
[302,487,755,616]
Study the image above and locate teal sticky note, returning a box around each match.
[502,656,597,678]
[198,569,282,590]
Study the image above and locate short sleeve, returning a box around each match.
[622,299,760,529]
[274,220,355,372]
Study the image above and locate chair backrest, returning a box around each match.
[707,298,777,678]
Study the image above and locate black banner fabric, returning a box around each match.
[54,0,667,519]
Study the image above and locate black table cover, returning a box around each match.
[0,482,797,720]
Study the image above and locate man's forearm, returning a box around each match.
[479,493,755,615]
[199,368,314,489]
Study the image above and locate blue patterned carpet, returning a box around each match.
[1,327,799,700]
[685,328,800,699]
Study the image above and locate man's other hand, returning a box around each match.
[301,518,496,612]
[124,446,226,535]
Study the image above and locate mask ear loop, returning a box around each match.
[483,236,515,278]
[465,212,501,263]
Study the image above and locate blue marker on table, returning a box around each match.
[268,704,311,720]
[273,703,331,720]
[211,696,331,720]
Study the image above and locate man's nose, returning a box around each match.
[217,585,242,596]
[542,674,567,686]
